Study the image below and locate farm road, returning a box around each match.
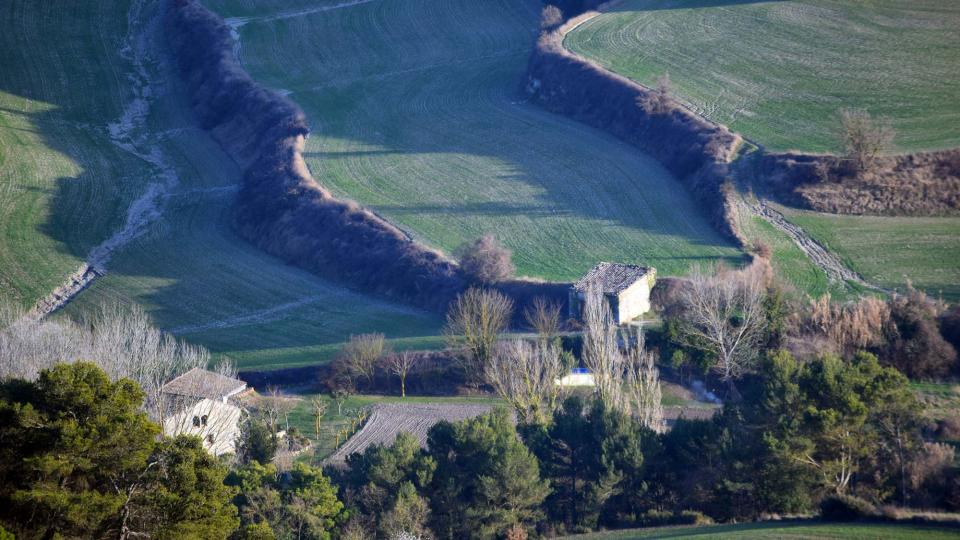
[749,200,884,291]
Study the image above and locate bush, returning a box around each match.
[457,234,515,284]
[638,509,675,527]
[819,494,878,521]
[678,510,714,526]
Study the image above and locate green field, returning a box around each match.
[782,208,960,301]
[561,521,960,539]
[0,0,443,370]
[0,1,144,308]
[564,0,960,154]
[208,0,743,282]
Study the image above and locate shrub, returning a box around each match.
[886,287,957,379]
[639,509,675,526]
[540,5,563,30]
[678,510,714,526]
[819,494,878,521]
[838,109,894,175]
[457,234,515,284]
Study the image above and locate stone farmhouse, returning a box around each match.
[161,367,249,456]
[570,262,656,325]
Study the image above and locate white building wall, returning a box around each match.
[615,277,652,324]
[164,398,243,456]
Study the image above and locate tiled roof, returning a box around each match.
[573,262,653,294]
[161,367,246,400]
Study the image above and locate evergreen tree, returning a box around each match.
[427,408,549,540]
[0,362,238,539]
[228,461,345,540]
[524,396,648,530]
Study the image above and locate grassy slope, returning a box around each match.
[208,0,744,283]
[564,0,960,154]
[782,208,960,301]
[0,1,141,308]
[560,522,960,539]
[1,0,442,370]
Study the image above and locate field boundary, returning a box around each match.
[552,2,960,218]
[526,7,746,246]
[165,0,579,314]
[165,0,466,311]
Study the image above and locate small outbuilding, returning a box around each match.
[556,367,595,387]
[570,262,656,325]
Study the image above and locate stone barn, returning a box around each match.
[570,262,656,325]
[161,367,249,456]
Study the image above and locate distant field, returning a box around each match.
[208,0,744,283]
[564,0,960,153]
[781,208,960,301]
[560,522,960,539]
[1,0,442,370]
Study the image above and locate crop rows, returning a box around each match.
[565,0,960,154]
[326,403,495,464]
[1,0,442,370]
[210,0,744,283]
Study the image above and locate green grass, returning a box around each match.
[208,0,744,282]
[564,0,960,154]
[781,208,960,301]
[0,1,143,308]
[560,521,960,539]
[912,381,960,421]
[1,0,442,370]
[728,190,861,300]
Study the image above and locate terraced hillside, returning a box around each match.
[0,0,442,370]
[208,0,743,283]
[564,0,960,154]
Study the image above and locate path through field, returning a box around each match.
[0,0,443,370]
[209,0,744,282]
[749,201,875,290]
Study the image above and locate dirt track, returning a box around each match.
[749,200,883,291]
[30,0,176,320]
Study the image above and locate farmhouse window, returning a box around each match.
[192,415,201,427]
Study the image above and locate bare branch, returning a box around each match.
[486,339,565,425]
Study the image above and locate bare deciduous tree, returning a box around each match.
[389,351,419,398]
[639,72,672,114]
[258,385,297,435]
[524,296,561,344]
[457,234,515,284]
[0,301,218,425]
[839,109,894,174]
[486,339,565,425]
[443,287,514,384]
[676,263,768,394]
[340,333,388,386]
[311,397,329,434]
[330,386,353,416]
[0,301,248,455]
[581,286,627,412]
[540,5,563,30]
[623,328,664,433]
